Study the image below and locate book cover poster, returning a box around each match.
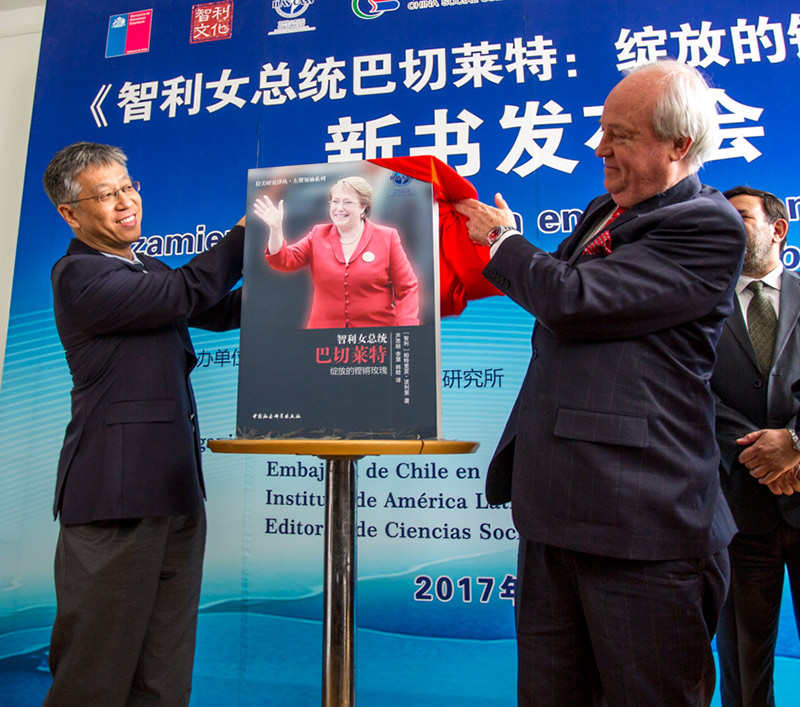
[237,161,440,439]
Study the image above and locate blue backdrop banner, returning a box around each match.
[1,0,798,704]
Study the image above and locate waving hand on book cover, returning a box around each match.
[255,175,420,329]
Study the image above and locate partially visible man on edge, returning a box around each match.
[712,185,800,707]
[42,142,244,706]
[455,61,746,706]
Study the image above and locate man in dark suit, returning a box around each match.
[711,186,800,707]
[455,61,746,706]
[41,142,244,706]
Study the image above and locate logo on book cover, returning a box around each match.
[351,0,400,20]
[268,0,315,35]
[190,1,233,44]
[105,9,153,58]
[389,172,413,197]
[390,172,411,187]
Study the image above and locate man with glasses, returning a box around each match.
[42,142,244,706]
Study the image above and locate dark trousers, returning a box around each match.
[515,539,729,707]
[43,508,207,707]
[717,518,800,707]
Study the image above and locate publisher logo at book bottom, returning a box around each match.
[106,9,153,58]
[191,1,233,44]
[269,0,315,35]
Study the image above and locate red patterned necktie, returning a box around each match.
[582,205,627,256]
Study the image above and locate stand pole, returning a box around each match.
[322,457,357,706]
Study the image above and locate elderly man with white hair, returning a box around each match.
[456,61,746,706]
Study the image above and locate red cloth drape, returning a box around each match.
[370,155,502,317]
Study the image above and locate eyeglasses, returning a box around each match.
[65,181,141,205]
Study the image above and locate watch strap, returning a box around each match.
[486,225,517,246]
[788,428,800,452]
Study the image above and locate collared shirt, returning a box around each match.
[573,204,622,253]
[737,263,783,324]
[101,251,146,269]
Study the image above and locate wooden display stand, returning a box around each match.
[208,438,479,707]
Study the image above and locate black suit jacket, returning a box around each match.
[711,269,800,534]
[484,175,745,561]
[51,226,244,524]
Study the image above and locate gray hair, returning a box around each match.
[331,176,373,218]
[628,61,719,173]
[43,142,128,206]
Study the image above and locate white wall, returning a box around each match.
[0,2,44,392]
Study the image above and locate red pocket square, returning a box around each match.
[582,230,612,256]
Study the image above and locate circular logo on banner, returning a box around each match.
[273,0,314,20]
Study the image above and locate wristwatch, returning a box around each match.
[788,428,800,452]
[486,225,517,246]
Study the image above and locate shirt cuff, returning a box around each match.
[490,230,522,257]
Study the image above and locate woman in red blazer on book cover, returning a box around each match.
[255,176,420,329]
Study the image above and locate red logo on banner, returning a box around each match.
[190,1,233,43]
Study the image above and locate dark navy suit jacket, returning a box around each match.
[484,175,746,561]
[711,270,800,534]
[51,226,244,525]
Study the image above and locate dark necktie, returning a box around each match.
[747,280,777,376]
